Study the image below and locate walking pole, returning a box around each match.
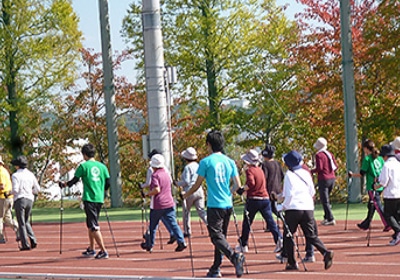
[102,200,120,257]
[277,209,307,271]
[344,176,352,230]
[242,196,258,254]
[366,225,372,247]
[59,186,64,254]
[232,201,249,274]
[180,189,195,277]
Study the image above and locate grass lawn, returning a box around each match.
[31,201,372,224]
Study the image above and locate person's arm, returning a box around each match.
[145,186,160,196]
[231,174,242,194]
[182,175,204,199]
[141,168,153,188]
[11,175,19,196]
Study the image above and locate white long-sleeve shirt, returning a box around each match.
[282,168,315,211]
[378,157,400,199]
[12,168,40,201]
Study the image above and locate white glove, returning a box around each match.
[276,204,284,212]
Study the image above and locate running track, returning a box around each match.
[0,219,399,279]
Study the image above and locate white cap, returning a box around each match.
[313,137,327,150]
[241,149,260,165]
[150,154,165,168]
[181,147,198,160]
[392,137,400,150]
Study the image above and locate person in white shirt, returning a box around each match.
[375,144,400,246]
[174,147,207,237]
[11,156,40,251]
[280,150,333,271]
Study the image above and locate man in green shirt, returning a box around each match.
[60,143,110,259]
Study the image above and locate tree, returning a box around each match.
[46,49,148,203]
[122,0,298,135]
[0,0,82,159]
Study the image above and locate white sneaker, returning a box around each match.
[274,238,283,253]
[235,244,248,253]
[389,233,400,246]
[321,219,336,226]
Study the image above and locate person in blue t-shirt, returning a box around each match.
[183,130,245,278]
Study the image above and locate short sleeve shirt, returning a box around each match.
[197,153,238,209]
[360,155,384,191]
[150,168,174,210]
[75,160,110,203]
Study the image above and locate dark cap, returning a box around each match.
[283,150,303,170]
[148,148,162,159]
[11,155,28,168]
[380,144,395,157]
[262,144,276,158]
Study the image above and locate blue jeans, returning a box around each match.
[240,199,282,246]
[147,207,184,248]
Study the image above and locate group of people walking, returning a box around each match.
[1,132,399,279]
[139,131,339,277]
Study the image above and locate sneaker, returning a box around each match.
[357,223,369,231]
[274,238,283,253]
[321,219,336,226]
[167,236,177,244]
[140,242,152,252]
[175,242,187,252]
[323,251,334,270]
[235,244,248,253]
[82,247,96,257]
[389,233,400,246]
[285,263,299,270]
[206,270,222,278]
[95,251,109,259]
[303,255,315,263]
[0,239,6,244]
[275,253,288,263]
[232,252,245,278]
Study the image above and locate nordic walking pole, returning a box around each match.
[180,190,195,277]
[241,196,258,254]
[344,176,352,230]
[102,199,120,257]
[232,201,249,274]
[277,207,307,271]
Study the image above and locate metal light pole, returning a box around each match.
[340,0,360,203]
[142,0,172,172]
[98,0,123,207]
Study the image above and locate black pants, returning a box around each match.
[383,198,400,234]
[207,207,235,271]
[318,179,335,221]
[283,210,328,266]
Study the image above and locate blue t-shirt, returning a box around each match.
[197,153,238,209]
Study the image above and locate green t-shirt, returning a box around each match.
[360,154,384,191]
[75,160,110,203]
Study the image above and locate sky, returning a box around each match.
[71,0,302,82]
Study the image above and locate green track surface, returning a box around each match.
[31,202,372,223]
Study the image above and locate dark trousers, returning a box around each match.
[318,179,335,221]
[207,207,235,271]
[14,198,36,249]
[240,199,281,246]
[360,190,388,228]
[305,218,318,256]
[283,210,328,266]
[383,198,400,234]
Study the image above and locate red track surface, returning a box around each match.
[0,218,399,279]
